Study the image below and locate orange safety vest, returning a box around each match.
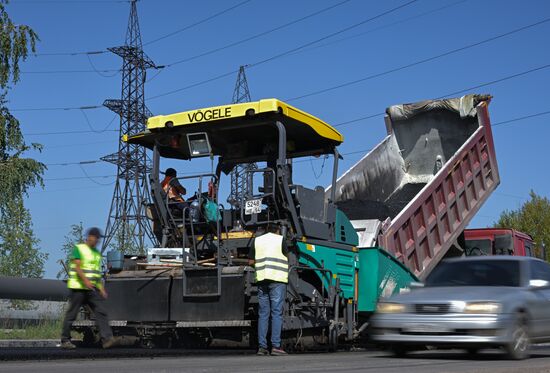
[162,176,184,202]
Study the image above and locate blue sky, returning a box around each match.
[5,0,550,278]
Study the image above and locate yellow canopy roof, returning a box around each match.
[124,99,343,161]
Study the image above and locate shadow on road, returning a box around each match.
[372,347,550,361]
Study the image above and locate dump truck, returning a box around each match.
[329,94,499,281]
[0,94,500,350]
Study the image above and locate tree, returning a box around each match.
[57,222,84,279]
[494,191,550,260]
[0,0,47,280]
[0,201,46,277]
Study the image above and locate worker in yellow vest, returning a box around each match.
[250,226,289,356]
[60,227,118,349]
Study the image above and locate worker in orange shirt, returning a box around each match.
[161,168,187,209]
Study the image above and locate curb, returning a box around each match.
[0,339,59,348]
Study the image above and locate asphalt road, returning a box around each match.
[3,347,550,373]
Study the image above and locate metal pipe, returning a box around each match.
[0,277,69,301]
[274,121,303,238]
[330,148,340,205]
[275,121,287,166]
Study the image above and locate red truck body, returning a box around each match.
[464,228,541,258]
[331,95,500,280]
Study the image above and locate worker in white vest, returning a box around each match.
[250,226,289,356]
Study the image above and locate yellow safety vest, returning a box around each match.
[254,233,288,283]
[67,243,103,290]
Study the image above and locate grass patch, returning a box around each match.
[0,319,63,340]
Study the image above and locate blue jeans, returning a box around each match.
[257,281,286,349]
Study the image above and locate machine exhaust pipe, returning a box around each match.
[0,277,69,301]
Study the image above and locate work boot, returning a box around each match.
[60,340,76,349]
[256,347,269,356]
[271,347,288,356]
[102,336,121,349]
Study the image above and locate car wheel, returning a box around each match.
[505,318,530,360]
[466,347,479,356]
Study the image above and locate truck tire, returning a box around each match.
[505,317,530,360]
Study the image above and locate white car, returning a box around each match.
[370,256,550,359]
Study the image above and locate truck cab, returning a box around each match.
[464,228,543,258]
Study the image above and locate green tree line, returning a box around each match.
[0,0,47,280]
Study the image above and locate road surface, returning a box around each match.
[2,347,550,372]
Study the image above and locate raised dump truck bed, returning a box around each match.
[329,95,499,279]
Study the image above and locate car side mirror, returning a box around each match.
[529,279,550,289]
[409,281,424,289]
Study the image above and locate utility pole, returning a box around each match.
[228,66,257,208]
[101,0,158,253]
[232,65,251,104]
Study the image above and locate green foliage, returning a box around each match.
[495,190,550,260]
[0,318,70,340]
[57,223,84,279]
[0,0,39,89]
[0,200,47,278]
[0,96,45,204]
[0,1,47,281]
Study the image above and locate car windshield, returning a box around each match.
[425,260,521,287]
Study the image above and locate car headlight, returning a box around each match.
[463,302,501,314]
[376,302,406,314]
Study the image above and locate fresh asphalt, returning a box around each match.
[3,346,550,372]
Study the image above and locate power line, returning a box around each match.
[11,105,102,112]
[492,110,550,127]
[283,0,468,59]
[24,129,118,136]
[45,160,102,166]
[30,184,113,194]
[5,0,476,109]
[26,0,345,73]
[44,174,116,181]
[332,62,550,128]
[14,14,550,114]
[436,63,550,99]
[143,0,254,46]
[294,148,374,164]
[78,163,116,185]
[164,0,353,67]
[33,50,107,57]
[19,0,427,78]
[296,109,550,170]
[19,62,550,137]
[22,0,353,79]
[38,109,550,187]
[285,17,550,102]
[21,0,412,77]
[148,3,545,103]
[334,113,384,127]
[147,69,238,100]
[248,0,420,69]
[147,0,419,101]
[31,0,253,57]
[18,60,550,136]
[493,192,528,200]
[80,112,119,133]
[21,69,120,75]
[12,0,126,3]
[43,140,115,149]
